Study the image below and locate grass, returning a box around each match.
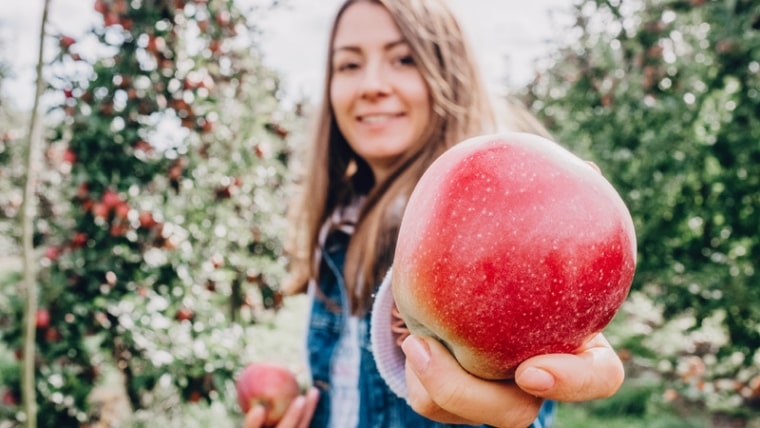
[553,377,709,428]
[555,403,708,428]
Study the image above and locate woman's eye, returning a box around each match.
[397,55,415,66]
[335,61,360,72]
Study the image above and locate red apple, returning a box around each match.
[392,132,637,380]
[59,35,76,50]
[35,309,51,329]
[114,201,130,219]
[44,246,61,261]
[63,148,77,164]
[91,202,109,219]
[71,232,88,248]
[2,390,18,406]
[102,189,121,209]
[236,362,300,425]
[175,307,194,322]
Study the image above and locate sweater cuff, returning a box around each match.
[370,268,409,399]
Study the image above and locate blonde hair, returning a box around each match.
[285,0,550,314]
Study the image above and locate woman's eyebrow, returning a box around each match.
[332,39,408,55]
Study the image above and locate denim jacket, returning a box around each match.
[306,230,556,428]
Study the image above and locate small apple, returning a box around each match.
[392,132,637,380]
[102,189,121,209]
[91,202,109,220]
[35,309,51,329]
[63,148,77,164]
[71,232,88,248]
[45,327,61,343]
[59,35,76,50]
[138,211,158,229]
[44,246,61,261]
[175,307,194,322]
[2,390,18,406]
[114,201,130,219]
[236,362,300,425]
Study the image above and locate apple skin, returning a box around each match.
[392,132,637,380]
[236,362,300,426]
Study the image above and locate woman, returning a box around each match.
[245,0,624,427]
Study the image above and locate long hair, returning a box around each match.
[285,0,548,314]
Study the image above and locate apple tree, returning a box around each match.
[0,0,300,426]
[0,59,27,261]
[519,0,760,418]
[0,38,36,423]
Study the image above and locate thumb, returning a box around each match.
[515,334,624,401]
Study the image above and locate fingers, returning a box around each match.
[276,387,321,428]
[402,335,543,428]
[276,396,307,427]
[296,387,320,428]
[243,388,319,428]
[515,333,625,402]
[243,405,266,428]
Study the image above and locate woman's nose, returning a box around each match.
[359,62,390,99]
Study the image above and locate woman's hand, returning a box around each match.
[243,387,319,428]
[401,332,624,428]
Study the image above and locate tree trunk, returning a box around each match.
[20,0,51,426]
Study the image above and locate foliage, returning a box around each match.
[0,84,26,259]
[520,0,760,419]
[0,0,300,426]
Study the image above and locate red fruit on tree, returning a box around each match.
[133,140,153,154]
[2,390,18,406]
[36,309,51,329]
[76,182,89,199]
[392,132,637,380]
[188,390,202,403]
[114,201,130,219]
[138,211,157,229]
[45,327,61,343]
[103,12,120,27]
[44,246,61,261]
[59,35,76,50]
[110,224,128,237]
[102,189,121,209]
[71,232,88,248]
[63,148,77,164]
[94,0,108,14]
[236,362,300,425]
[176,307,194,322]
[91,202,110,219]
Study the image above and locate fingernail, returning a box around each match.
[401,335,430,373]
[291,395,306,409]
[519,367,555,391]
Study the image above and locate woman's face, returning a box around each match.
[330,1,432,184]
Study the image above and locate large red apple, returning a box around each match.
[392,132,637,380]
[236,362,300,426]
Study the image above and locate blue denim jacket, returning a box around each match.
[307,230,556,428]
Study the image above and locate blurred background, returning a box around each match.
[0,0,758,427]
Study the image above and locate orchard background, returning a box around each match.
[0,0,759,427]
